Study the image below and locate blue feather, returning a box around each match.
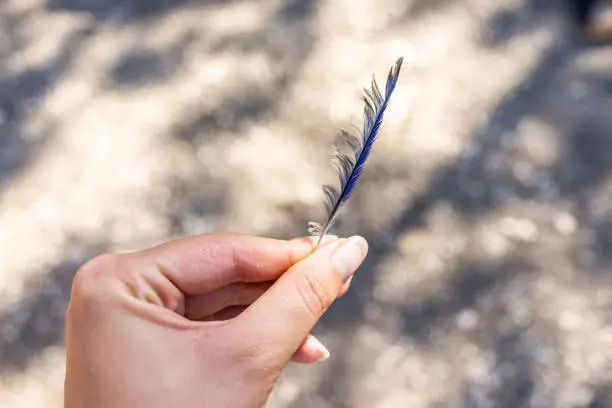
[309,57,403,246]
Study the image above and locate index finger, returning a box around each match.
[132,232,334,295]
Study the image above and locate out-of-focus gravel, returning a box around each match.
[2,0,612,406]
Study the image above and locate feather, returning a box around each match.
[309,57,404,246]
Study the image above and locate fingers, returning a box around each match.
[200,305,248,322]
[185,282,272,320]
[133,232,316,296]
[187,277,354,321]
[230,236,368,362]
[291,335,330,364]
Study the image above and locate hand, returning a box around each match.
[64,232,368,408]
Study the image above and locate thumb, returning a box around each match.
[231,236,368,361]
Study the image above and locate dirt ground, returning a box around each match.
[2,0,612,407]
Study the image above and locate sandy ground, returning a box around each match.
[2,0,612,406]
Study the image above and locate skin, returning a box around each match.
[64,232,368,408]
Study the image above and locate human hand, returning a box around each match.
[64,232,367,408]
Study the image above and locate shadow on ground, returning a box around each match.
[165,0,317,237]
[0,242,105,373]
[0,14,96,191]
[45,0,229,22]
[0,0,318,374]
[302,3,612,406]
[2,0,612,406]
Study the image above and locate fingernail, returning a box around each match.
[332,236,368,282]
[313,338,331,362]
[318,345,330,362]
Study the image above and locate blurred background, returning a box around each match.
[2,0,612,406]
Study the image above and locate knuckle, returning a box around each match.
[70,253,122,311]
[295,270,334,320]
